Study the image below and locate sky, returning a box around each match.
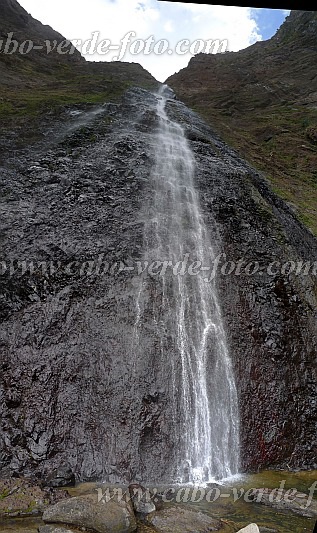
[17,0,290,82]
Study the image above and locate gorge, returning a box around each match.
[0,0,316,494]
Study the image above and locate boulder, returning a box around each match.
[44,465,76,488]
[128,483,156,515]
[132,499,156,515]
[42,493,137,533]
[237,525,260,533]
[145,505,222,532]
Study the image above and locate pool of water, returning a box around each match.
[0,470,315,532]
[185,470,317,533]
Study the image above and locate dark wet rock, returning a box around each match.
[0,85,316,482]
[0,477,69,518]
[160,85,176,100]
[44,465,76,488]
[144,505,222,532]
[42,493,137,533]
[249,488,317,518]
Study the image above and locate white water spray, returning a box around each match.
[136,85,240,483]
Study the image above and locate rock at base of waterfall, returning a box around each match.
[128,483,156,515]
[42,493,137,533]
[0,478,69,519]
[44,465,76,488]
[249,488,317,517]
[133,499,156,515]
[236,525,260,533]
[144,506,222,532]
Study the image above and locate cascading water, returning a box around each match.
[135,85,240,484]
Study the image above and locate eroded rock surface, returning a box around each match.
[0,86,316,482]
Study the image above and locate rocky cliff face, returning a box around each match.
[0,86,316,481]
[273,9,317,48]
[0,2,316,483]
[166,11,317,235]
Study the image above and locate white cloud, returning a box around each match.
[163,20,174,33]
[18,0,262,82]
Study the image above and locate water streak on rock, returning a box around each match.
[135,85,240,483]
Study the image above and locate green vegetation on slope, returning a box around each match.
[0,0,158,144]
[167,11,317,235]
[191,100,317,235]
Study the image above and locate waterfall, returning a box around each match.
[135,85,240,484]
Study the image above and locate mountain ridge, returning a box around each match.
[0,0,84,86]
[166,10,317,235]
[0,0,158,149]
